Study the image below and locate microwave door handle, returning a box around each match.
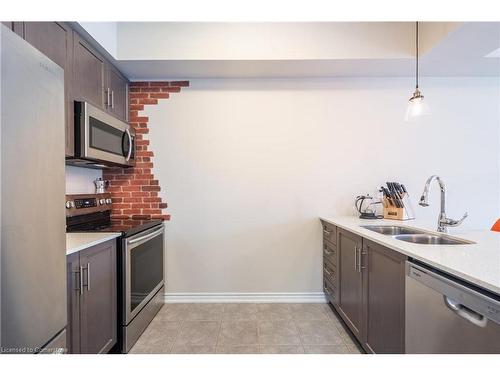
[125,128,133,161]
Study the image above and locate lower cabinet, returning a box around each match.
[337,228,364,341]
[321,221,406,354]
[67,239,117,354]
[362,239,406,354]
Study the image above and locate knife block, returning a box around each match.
[383,194,415,221]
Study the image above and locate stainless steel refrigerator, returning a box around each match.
[1,25,67,353]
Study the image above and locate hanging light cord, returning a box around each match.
[415,21,419,89]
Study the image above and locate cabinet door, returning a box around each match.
[23,22,74,156]
[79,241,117,354]
[2,22,24,37]
[66,252,81,354]
[72,32,105,110]
[362,240,406,354]
[106,64,129,122]
[337,228,364,340]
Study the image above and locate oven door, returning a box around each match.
[76,101,135,167]
[123,225,164,324]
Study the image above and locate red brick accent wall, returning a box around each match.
[103,81,189,222]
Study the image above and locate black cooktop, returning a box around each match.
[66,211,162,238]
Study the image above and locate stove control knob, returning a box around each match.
[99,198,106,205]
[65,201,74,209]
[105,198,112,204]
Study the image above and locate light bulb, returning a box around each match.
[404,89,431,121]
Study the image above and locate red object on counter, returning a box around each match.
[491,219,500,232]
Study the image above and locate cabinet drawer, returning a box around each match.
[322,222,337,244]
[323,258,337,286]
[323,241,337,265]
[323,278,337,304]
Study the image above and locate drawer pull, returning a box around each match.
[324,266,334,277]
[324,284,334,297]
[323,228,332,236]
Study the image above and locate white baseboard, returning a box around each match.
[164,292,327,303]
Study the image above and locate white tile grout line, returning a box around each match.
[291,317,306,354]
[168,306,185,353]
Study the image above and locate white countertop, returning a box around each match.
[320,216,500,295]
[66,232,121,255]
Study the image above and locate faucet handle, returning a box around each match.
[446,212,468,227]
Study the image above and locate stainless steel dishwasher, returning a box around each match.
[405,260,500,353]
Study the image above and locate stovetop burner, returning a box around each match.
[66,193,163,238]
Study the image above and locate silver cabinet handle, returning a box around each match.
[360,250,367,270]
[322,226,332,235]
[106,88,111,108]
[79,265,84,295]
[111,90,115,109]
[354,245,364,273]
[443,296,487,328]
[125,128,133,161]
[354,245,358,271]
[324,266,332,277]
[357,247,362,273]
[74,269,81,294]
[324,285,332,294]
[323,244,333,256]
[86,263,91,291]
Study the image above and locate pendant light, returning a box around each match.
[405,21,430,121]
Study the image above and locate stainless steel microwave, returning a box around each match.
[67,101,135,168]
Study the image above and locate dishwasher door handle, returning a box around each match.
[443,296,488,328]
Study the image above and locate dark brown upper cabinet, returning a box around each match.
[67,239,117,354]
[106,63,129,122]
[337,228,364,341]
[72,31,106,110]
[362,239,406,354]
[3,22,130,156]
[2,22,24,37]
[23,22,74,156]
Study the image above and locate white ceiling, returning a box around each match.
[76,22,500,79]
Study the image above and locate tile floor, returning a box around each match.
[129,303,364,354]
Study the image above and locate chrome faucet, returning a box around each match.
[419,175,468,233]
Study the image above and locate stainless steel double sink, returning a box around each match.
[360,225,475,245]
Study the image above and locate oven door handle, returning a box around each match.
[127,227,164,246]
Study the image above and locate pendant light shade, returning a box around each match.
[405,22,430,121]
[405,88,431,121]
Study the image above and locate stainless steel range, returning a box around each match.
[66,193,165,353]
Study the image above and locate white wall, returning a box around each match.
[65,166,101,194]
[144,77,499,296]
